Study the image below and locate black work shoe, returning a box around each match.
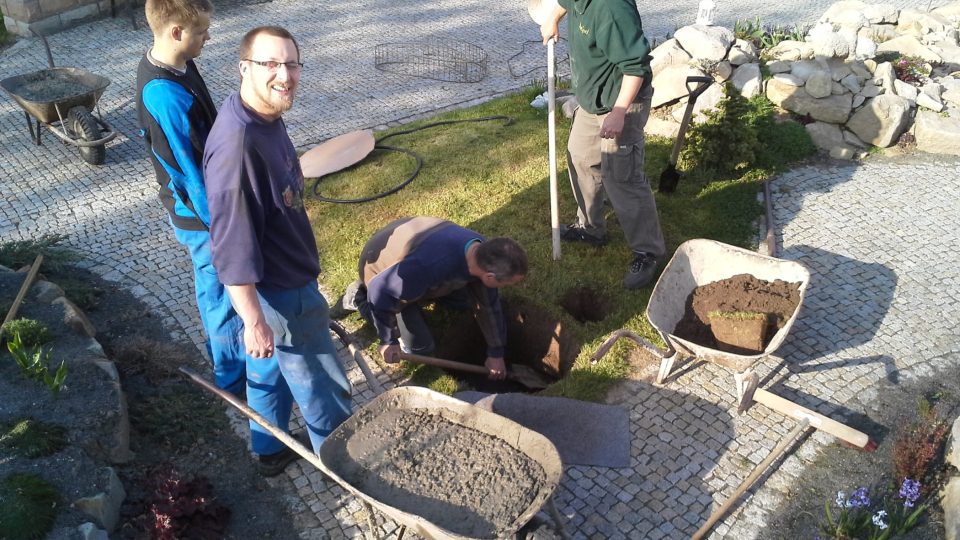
[559,223,608,246]
[329,280,364,320]
[258,446,301,477]
[624,252,659,289]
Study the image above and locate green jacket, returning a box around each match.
[558,0,652,115]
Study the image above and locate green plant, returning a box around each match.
[707,310,764,321]
[1,318,52,347]
[734,17,809,50]
[6,332,68,396]
[0,418,68,458]
[679,83,759,175]
[0,8,10,48]
[892,55,931,85]
[52,275,103,311]
[0,235,76,273]
[0,473,60,540]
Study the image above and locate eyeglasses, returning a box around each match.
[243,59,304,72]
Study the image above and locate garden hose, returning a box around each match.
[310,115,513,204]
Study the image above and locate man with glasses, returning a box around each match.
[136,0,248,396]
[203,26,352,477]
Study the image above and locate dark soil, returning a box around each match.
[673,273,802,353]
[433,297,580,392]
[560,286,611,323]
[0,265,299,538]
[325,407,545,538]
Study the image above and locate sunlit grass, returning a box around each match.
[305,87,785,401]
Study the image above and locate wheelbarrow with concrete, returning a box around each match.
[180,351,569,539]
[590,238,874,537]
[0,30,117,165]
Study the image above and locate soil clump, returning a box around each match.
[325,407,545,538]
[673,273,801,353]
[560,286,611,323]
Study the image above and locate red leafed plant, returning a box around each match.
[140,463,230,539]
[892,396,951,497]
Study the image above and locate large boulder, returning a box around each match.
[650,38,691,78]
[897,8,952,36]
[819,0,870,27]
[806,71,834,98]
[863,3,898,24]
[651,65,710,108]
[877,35,943,63]
[914,110,960,155]
[728,39,758,66]
[766,78,853,123]
[846,94,912,147]
[674,25,734,62]
[730,63,762,98]
[805,121,851,153]
[944,476,960,540]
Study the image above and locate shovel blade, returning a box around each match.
[659,165,681,193]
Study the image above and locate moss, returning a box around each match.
[0,473,60,540]
[0,418,68,458]
[707,310,766,321]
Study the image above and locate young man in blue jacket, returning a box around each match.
[136,0,247,394]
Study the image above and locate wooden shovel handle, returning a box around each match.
[3,254,44,328]
[398,352,492,376]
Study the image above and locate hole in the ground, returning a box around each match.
[560,286,612,323]
[433,298,581,393]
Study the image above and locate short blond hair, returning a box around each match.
[145,0,213,34]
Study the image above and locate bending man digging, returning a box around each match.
[339,217,527,380]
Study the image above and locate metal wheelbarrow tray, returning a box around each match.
[647,238,810,374]
[320,386,563,540]
[1,67,117,164]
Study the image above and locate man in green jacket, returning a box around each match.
[541,0,665,289]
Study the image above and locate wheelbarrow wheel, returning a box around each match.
[68,106,106,165]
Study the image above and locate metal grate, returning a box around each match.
[374,38,487,83]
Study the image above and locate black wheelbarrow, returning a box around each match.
[0,30,117,165]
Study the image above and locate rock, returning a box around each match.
[863,3,898,24]
[51,296,96,338]
[766,78,853,123]
[645,116,681,139]
[917,84,945,112]
[874,61,897,92]
[73,468,126,532]
[674,25,734,62]
[933,2,960,21]
[897,8,951,36]
[862,24,899,44]
[731,63,762,98]
[652,65,709,107]
[894,79,919,101]
[791,60,825,82]
[949,415,960,468]
[944,476,960,540]
[773,73,804,87]
[853,94,866,107]
[31,279,65,303]
[847,94,912,147]
[832,81,847,95]
[728,39,757,65]
[77,523,109,540]
[914,109,960,155]
[860,80,883,97]
[829,146,857,159]
[944,88,960,107]
[931,43,960,68]
[811,31,852,58]
[819,1,870,27]
[877,35,943,63]
[843,129,869,148]
[841,73,863,93]
[805,121,846,150]
[766,60,792,74]
[705,60,733,81]
[688,83,725,122]
[826,58,853,82]
[849,61,873,79]
[764,40,814,61]
[855,35,879,58]
[864,58,878,73]
[650,38,691,78]
[806,71,834,98]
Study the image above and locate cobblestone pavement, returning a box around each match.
[1,1,957,539]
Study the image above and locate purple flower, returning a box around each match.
[847,487,870,508]
[899,478,921,508]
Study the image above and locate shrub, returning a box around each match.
[679,83,759,175]
[137,463,230,539]
[0,235,76,273]
[0,418,68,458]
[892,55,931,85]
[0,473,60,540]
[1,318,52,347]
[892,397,950,493]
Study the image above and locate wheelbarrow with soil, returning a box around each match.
[180,367,568,539]
[591,238,874,537]
[0,31,117,165]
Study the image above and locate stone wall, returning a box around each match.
[1,0,130,37]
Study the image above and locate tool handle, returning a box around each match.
[753,388,871,448]
[399,352,492,376]
[669,76,714,164]
[3,254,43,328]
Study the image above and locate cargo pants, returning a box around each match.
[566,85,665,258]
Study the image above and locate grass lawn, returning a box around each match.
[305,85,807,401]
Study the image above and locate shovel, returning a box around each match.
[399,352,553,390]
[657,76,713,194]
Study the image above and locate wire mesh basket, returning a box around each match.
[374,38,487,83]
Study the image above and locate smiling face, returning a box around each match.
[239,32,301,120]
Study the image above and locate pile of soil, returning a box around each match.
[673,274,802,354]
[0,265,299,538]
[326,407,545,537]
